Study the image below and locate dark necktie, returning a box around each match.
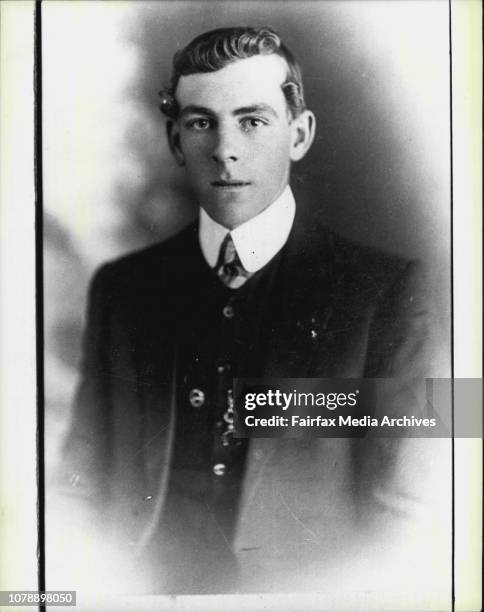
[215,234,251,289]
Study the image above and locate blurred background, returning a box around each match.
[43,0,451,476]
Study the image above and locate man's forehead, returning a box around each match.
[175,54,289,112]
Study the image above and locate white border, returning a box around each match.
[452,1,482,610]
[0,0,38,600]
[0,0,481,609]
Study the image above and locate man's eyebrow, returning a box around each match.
[233,104,279,117]
[179,105,215,118]
[179,103,279,119]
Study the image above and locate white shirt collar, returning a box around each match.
[199,185,296,273]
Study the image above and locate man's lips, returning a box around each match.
[211,180,251,187]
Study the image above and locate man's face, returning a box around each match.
[171,55,304,229]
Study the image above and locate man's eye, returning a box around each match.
[186,118,211,130]
[240,117,268,130]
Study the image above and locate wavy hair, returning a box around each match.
[159,27,306,120]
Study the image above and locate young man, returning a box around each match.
[61,28,443,595]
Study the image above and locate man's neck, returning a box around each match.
[199,185,296,273]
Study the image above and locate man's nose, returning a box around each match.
[211,125,239,164]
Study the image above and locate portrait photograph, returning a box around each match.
[0,1,481,611]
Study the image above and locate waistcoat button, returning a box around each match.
[213,463,226,476]
[223,304,234,318]
[189,388,205,407]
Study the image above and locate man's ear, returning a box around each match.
[166,120,185,166]
[289,110,316,162]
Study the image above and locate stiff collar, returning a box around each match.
[198,185,296,273]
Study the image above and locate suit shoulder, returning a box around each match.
[92,221,198,287]
[305,220,421,299]
[315,230,429,334]
[325,227,412,279]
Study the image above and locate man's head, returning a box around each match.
[161,27,315,229]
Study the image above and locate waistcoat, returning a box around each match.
[149,242,284,593]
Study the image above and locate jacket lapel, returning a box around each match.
[133,228,200,542]
[263,210,338,378]
[236,213,342,542]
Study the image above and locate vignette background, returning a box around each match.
[43,0,451,485]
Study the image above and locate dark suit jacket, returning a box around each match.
[58,206,445,594]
